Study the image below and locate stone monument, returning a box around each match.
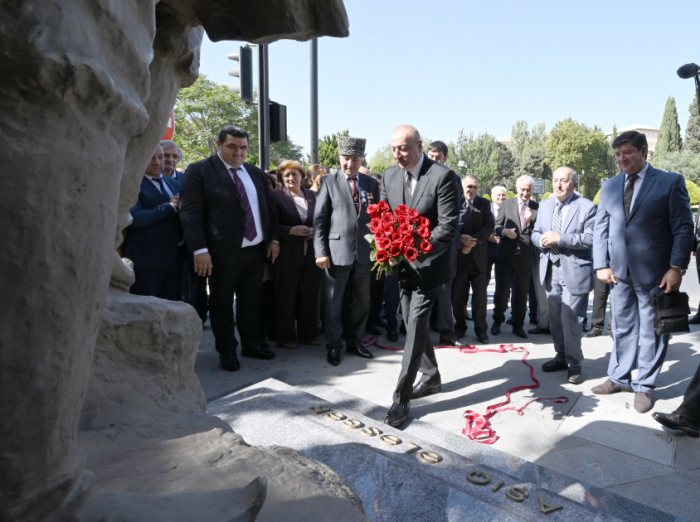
[0,1,365,520]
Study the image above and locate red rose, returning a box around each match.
[366,203,380,218]
[404,247,418,262]
[394,204,410,216]
[419,217,430,228]
[382,213,397,226]
[375,249,388,263]
[378,237,392,249]
[391,231,402,242]
[402,235,415,247]
[389,242,403,257]
[383,226,395,237]
[377,200,391,213]
[374,230,385,240]
[398,215,411,226]
[409,209,420,223]
[416,226,430,239]
[398,224,414,237]
[369,218,382,234]
[419,241,433,254]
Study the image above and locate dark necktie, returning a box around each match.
[519,201,526,230]
[624,173,639,219]
[464,201,472,233]
[549,202,563,264]
[404,171,412,205]
[152,177,169,198]
[230,168,257,241]
[349,177,359,214]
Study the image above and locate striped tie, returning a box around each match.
[230,168,257,241]
[549,202,562,264]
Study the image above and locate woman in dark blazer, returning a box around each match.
[272,160,323,349]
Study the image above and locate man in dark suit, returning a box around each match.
[492,175,539,339]
[592,131,693,413]
[532,167,597,384]
[313,136,380,366]
[179,125,280,372]
[689,207,700,324]
[122,144,183,301]
[653,363,700,437]
[486,186,507,288]
[451,175,494,344]
[381,125,461,428]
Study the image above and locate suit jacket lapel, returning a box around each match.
[213,155,243,204]
[409,155,431,208]
[627,166,657,222]
[509,198,522,233]
[561,194,580,232]
[141,176,168,202]
[337,171,356,215]
[304,188,315,226]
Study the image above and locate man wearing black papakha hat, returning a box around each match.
[313,136,381,366]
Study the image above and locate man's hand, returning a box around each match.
[541,231,560,248]
[170,194,180,210]
[488,233,500,244]
[316,256,330,269]
[194,252,213,277]
[290,225,308,237]
[461,234,477,248]
[267,242,280,263]
[596,268,617,285]
[503,228,517,240]
[461,245,472,254]
[524,207,532,224]
[659,269,682,293]
[304,227,314,239]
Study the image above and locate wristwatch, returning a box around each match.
[670,266,686,276]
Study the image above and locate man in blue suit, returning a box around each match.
[592,131,693,413]
[532,167,596,384]
[122,144,183,300]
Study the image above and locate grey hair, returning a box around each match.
[462,174,479,185]
[516,175,535,189]
[491,185,506,196]
[160,140,182,157]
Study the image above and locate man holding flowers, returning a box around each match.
[377,125,461,428]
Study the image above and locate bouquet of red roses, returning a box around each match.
[365,202,433,275]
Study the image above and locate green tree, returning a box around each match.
[506,190,516,199]
[686,179,700,205]
[655,97,683,159]
[174,75,304,168]
[317,130,350,167]
[508,121,548,181]
[545,118,609,198]
[686,92,700,154]
[654,151,700,184]
[448,132,513,194]
[369,144,395,173]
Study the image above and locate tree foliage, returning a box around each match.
[686,179,700,205]
[686,92,700,155]
[506,190,516,199]
[509,120,549,182]
[369,144,395,173]
[173,75,303,168]
[545,118,609,198]
[317,130,350,168]
[655,97,683,159]
[447,132,514,194]
[654,151,700,185]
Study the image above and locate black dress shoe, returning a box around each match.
[219,351,240,372]
[689,314,700,325]
[528,326,551,335]
[506,318,513,325]
[241,345,275,360]
[384,402,410,428]
[365,324,382,336]
[327,347,341,366]
[346,341,374,359]
[386,329,399,342]
[412,379,442,399]
[491,323,501,335]
[512,326,528,339]
[567,366,582,384]
[439,336,459,346]
[584,328,603,338]
[542,357,568,372]
[477,332,490,344]
[652,412,700,437]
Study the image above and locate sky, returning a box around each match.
[197,0,699,163]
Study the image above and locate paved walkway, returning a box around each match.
[195,264,700,521]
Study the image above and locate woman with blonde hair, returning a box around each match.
[271,160,323,349]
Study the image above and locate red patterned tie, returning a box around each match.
[230,168,257,241]
[349,177,359,214]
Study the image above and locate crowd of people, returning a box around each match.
[121,124,700,434]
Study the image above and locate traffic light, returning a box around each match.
[228,45,254,104]
[269,102,287,143]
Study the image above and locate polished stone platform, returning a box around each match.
[208,375,686,522]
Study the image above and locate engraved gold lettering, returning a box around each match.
[360,427,382,437]
[418,451,441,464]
[405,443,421,454]
[466,470,490,486]
[309,406,331,415]
[342,419,364,429]
[538,498,563,515]
[379,435,401,446]
[325,411,346,421]
[505,487,528,503]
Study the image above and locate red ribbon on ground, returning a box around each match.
[362,337,569,445]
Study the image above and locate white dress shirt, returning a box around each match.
[625,162,649,211]
[145,174,177,211]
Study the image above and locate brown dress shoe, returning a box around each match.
[591,379,623,395]
[634,392,653,413]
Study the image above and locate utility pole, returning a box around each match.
[258,44,270,171]
[310,39,319,165]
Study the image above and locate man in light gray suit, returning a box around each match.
[593,131,693,413]
[314,136,381,366]
[532,167,596,384]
